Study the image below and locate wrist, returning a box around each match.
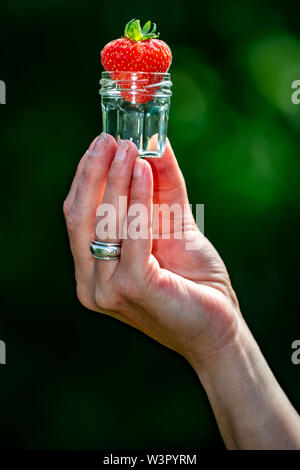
[187,317,300,449]
[187,316,263,386]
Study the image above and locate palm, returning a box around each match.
[138,143,239,353]
[131,246,237,356]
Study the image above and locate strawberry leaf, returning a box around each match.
[124,19,160,41]
[142,21,151,35]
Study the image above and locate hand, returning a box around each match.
[64,133,300,449]
[63,133,241,364]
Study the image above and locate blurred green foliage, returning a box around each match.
[0,0,300,450]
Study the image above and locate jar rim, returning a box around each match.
[100,70,172,98]
[102,71,170,77]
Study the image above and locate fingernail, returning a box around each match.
[93,133,107,153]
[133,159,144,178]
[114,140,128,161]
[100,132,108,143]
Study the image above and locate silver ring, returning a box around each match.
[90,240,121,260]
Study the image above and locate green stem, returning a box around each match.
[124,19,160,41]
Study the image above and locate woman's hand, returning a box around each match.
[63,133,241,364]
[64,133,300,449]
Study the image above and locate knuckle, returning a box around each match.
[80,157,97,184]
[76,283,96,311]
[107,165,123,190]
[65,207,80,234]
[94,286,115,313]
[63,199,69,217]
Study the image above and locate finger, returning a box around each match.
[94,140,139,280]
[120,158,153,270]
[63,136,99,213]
[146,138,189,206]
[67,133,117,280]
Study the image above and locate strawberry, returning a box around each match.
[101,19,172,103]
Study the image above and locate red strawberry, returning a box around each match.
[101,19,172,103]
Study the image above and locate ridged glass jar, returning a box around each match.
[100,71,172,158]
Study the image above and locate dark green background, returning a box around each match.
[1,0,300,449]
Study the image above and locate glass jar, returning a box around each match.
[100,71,172,158]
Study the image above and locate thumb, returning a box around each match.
[146,137,189,206]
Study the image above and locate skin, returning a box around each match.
[64,133,300,450]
